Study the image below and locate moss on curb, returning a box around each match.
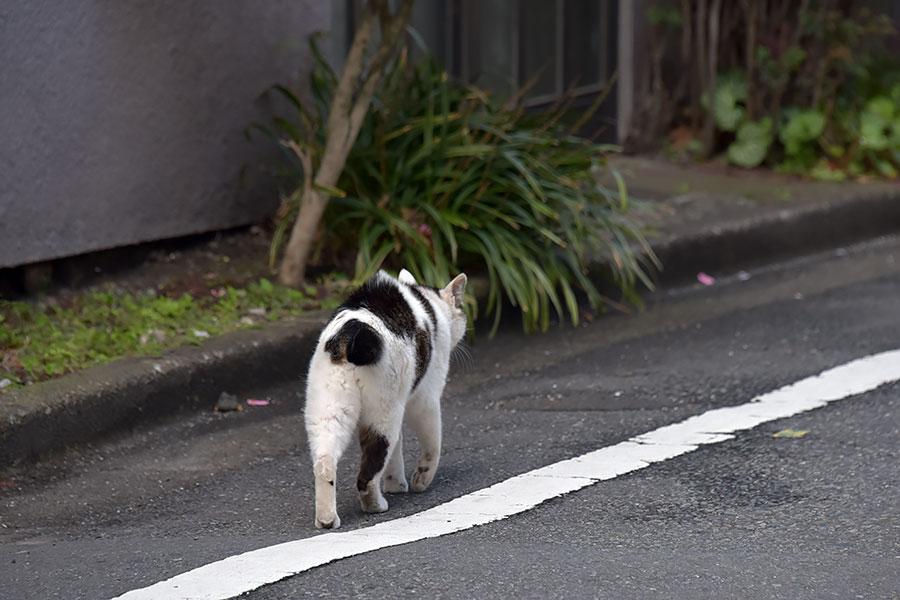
[0,278,340,391]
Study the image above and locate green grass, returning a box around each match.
[0,279,338,391]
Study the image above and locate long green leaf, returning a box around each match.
[259,40,658,336]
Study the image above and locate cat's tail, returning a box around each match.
[324,318,382,366]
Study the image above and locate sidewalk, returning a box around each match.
[3,156,900,466]
[608,156,900,283]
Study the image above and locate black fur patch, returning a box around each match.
[324,319,382,365]
[402,285,436,392]
[407,285,438,330]
[412,326,432,391]
[339,275,416,339]
[357,426,389,491]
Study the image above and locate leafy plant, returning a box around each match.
[711,70,748,132]
[779,109,826,156]
[727,117,772,168]
[636,1,900,180]
[255,41,659,334]
[714,49,900,177]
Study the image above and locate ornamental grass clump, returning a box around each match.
[255,39,658,334]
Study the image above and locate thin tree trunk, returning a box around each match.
[278,0,415,288]
[742,0,758,121]
[702,0,723,154]
[681,0,699,130]
[694,0,708,152]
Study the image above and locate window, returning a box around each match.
[331,0,617,108]
[454,0,614,106]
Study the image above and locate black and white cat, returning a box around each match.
[304,269,467,529]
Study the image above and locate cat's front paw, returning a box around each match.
[315,512,341,530]
[359,491,389,513]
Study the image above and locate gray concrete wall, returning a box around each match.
[0,1,329,268]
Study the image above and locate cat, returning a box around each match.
[304,268,467,529]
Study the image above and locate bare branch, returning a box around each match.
[327,2,378,129]
[361,0,415,88]
[375,0,391,31]
[348,61,386,133]
[320,0,416,170]
[278,0,417,287]
[284,140,313,198]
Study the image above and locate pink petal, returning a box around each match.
[696,272,716,286]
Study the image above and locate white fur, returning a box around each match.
[304,270,467,529]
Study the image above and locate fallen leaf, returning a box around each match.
[773,429,808,438]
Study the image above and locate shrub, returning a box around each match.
[640,1,900,180]
[254,39,658,334]
[714,5,900,178]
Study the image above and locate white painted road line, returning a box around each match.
[112,349,900,600]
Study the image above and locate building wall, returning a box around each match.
[0,1,328,268]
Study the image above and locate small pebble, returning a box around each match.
[215,392,242,412]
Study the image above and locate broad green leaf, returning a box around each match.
[714,87,745,132]
[779,110,825,156]
[727,118,772,168]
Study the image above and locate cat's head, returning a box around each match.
[399,269,468,345]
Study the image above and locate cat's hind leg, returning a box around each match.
[406,392,442,492]
[382,430,409,493]
[356,408,404,513]
[305,378,361,529]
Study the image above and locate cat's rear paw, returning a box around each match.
[411,465,435,492]
[383,474,409,494]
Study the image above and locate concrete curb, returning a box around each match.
[0,314,329,466]
[2,168,900,466]
[650,188,900,285]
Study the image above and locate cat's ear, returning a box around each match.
[398,269,417,285]
[441,273,467,309]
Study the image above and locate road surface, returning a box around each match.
[2,235,899,600]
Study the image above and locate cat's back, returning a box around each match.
[312,271,444,383]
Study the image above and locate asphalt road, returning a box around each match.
[2,235,900,600]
